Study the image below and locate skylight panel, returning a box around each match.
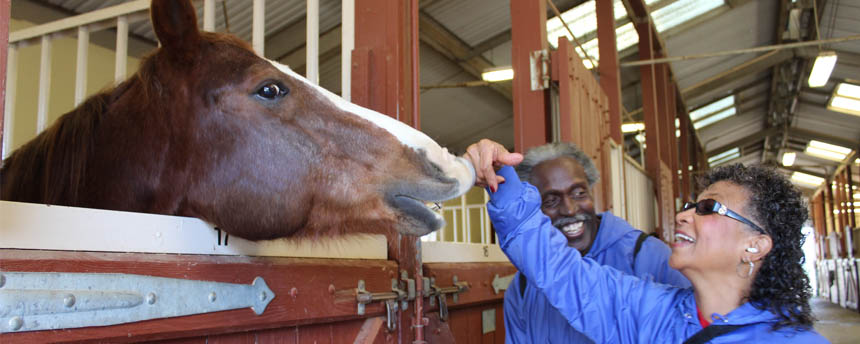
[708,147,739,166]
[690,95,734,121]
[693,107,736,129]
[804,140,852,161]
[652,0,724,32]
[790,172,825,187]
[829,83,860,116]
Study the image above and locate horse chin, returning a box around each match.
[388,195,445,236]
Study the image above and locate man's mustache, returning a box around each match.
[552,213,592,228]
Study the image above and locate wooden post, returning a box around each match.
[637,19,665,235]
[596,0,622,144]
[353,0,421,341]
[510,0,549,152]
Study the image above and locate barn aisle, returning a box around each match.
[812,297,860,344]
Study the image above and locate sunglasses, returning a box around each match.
[682,199,767,235]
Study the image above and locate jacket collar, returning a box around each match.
[585,211,635,257]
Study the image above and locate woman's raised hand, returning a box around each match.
[463,139,523,192]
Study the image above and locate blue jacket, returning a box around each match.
[490,166,828,344]
[504,211,690,343]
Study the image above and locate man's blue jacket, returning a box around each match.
[504,210,690,343]
[491,166,828,343]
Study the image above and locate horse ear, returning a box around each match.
[150,0,201,62]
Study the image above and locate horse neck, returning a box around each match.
[1,92,111,205]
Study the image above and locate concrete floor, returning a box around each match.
[812,297,860,343]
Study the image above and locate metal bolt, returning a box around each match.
[328,284,336,294]
[260,291,268,301]
[8,316,23,331]
[0,274,5,288]
[146,292,157,305]
[290,287,298,298]
[63,294,76,308]
[208,292,217,303]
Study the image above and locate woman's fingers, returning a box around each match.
[463,139,522,191]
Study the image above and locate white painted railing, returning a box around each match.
[2,0,353,158]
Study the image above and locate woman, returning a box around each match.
[464,139,827,343]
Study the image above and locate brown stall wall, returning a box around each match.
[554,38,612,213]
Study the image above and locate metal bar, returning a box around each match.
[37,35,51,134]
[0,0,9,160]
[9,0,149,44]
[622,34,860,67]
[203,0,215,32]
[252,0,265,55]
[341,0,354,101]
[306,0,319,84]
[74,26,89,106]
[460,195,467,243]
[114,15,128,84]
[3,44,17,159]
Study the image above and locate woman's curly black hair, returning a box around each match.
[701,163,813,330]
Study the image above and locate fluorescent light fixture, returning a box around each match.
[481,67,514,82]
[808,51,837,88]
[782,152,796,166]
[791,172,825,187]
[693,107,736,129]
[622,122,645,133]
[708,147,739,166]
[854,193,859,200]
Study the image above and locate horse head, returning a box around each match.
[0,0,475,240]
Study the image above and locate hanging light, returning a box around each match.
[782,152,796,167]
[481,66,514,82]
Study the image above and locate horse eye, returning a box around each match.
[256,83,288,100]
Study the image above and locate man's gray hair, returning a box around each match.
[515,142,600,186]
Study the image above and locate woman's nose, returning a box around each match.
[675,206,693,226]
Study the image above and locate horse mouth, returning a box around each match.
[388,194,445,236]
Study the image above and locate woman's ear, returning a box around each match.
[745,234,773,262]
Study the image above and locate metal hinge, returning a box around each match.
[530,49,550,90]
[0,272,274,333]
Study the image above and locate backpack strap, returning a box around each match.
[682,324,750,344]
[519,273,528,298]
[631,232,649,272]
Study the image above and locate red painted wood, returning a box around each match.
[0,250,398,343]
[255,326,298,344]
[510,0,549,152]
[596,0,622,145]
[353,317,389,344]
[207,331,256,344]
[0,0,9,154]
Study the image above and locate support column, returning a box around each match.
[596,0,622,144]
[352,1,421,341]
[637,19,665,235]
[679,106,692,202]
[510,0,549,152]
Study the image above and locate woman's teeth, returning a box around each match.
[563,222,584,236]
[675,233,695,243]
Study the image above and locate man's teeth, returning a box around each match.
[675,233,696,243]
[562,222,584,236]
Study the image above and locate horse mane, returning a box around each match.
[0,55,161,206]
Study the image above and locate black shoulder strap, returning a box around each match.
[683,324,749,344]
[519,273,528,298]
[631,232,649,271]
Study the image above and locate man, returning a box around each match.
[469,141,689,343]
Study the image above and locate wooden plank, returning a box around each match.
[0,201,387,259]
[0,249,398,343]
[256,327,298,344]
[207,331,256,344]
[422,262,515,307]
[421,242,508,263]
[353,317,387,344]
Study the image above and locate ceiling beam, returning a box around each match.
[682,49,794,101]
[788,128,860,151]
[707,126,782,157]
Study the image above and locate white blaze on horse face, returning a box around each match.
[269,61,476,200]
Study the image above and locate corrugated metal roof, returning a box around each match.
[422,0,511,47]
